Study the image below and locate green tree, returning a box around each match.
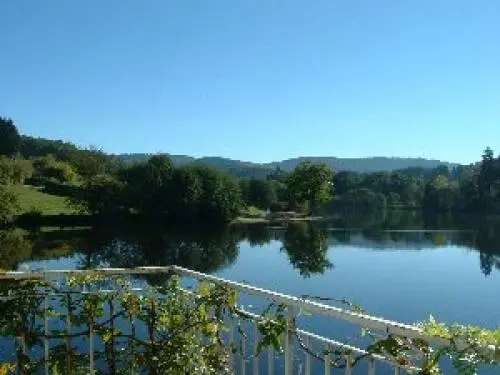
[122,155,174,214]
[71,174,125,215]
[333,171,362,195]
[21,135,79,160]
[455,169,481,212]
[68,148,110,179]
[241,179,277,209]
[478,147,500,212]
[191,166,242,222]
[0,185,19,225]
[286,162,334,213]
[0,157,33,185]
[0,117,21,157]
[32,155,77,183]
[168,167,204,220]
[339,188,387,213]
[422,175,457,212]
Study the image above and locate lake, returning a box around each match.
[1,211,499,373]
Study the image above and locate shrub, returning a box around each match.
[0,185,19,225]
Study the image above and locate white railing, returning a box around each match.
[0,266,449,374]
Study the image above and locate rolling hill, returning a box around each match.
[21,135,457,177]
[116,153,457,176]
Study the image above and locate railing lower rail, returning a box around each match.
[0,266,486,374]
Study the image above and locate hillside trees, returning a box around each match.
[0,117,22,157]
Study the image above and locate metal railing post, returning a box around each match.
[253,323,259,375]
[267,346,274,375]
[285,306,295,375]
[305,336,312,375]
[345,354,353,375]
[229,320,235,370]
[368,357,376,375]
[66,294,72,375]
[44,295,49,375]
[324,344,331,375]
[89,321,94,374]
[241,321,247,375]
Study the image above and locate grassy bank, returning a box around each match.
[13,185,77,215]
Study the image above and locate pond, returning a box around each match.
[1,210,499,373]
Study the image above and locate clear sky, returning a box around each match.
[1,1,499,164]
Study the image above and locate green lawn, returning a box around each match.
[12,185,77,215]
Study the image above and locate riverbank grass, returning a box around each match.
[12,185,76,215]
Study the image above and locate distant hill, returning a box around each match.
[115,154,274,179]
[116,153,195,166]
[116,153,457,176]
[20,136,457,177]
[264,157,456,173]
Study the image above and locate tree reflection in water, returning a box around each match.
[75,226,240,274]
[2,212,500,277]
[281,222,333,278]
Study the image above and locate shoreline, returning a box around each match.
[232,215,324,224]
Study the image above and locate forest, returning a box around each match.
[2,116,500,226]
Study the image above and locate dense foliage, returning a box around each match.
[286,162,334,213]
[70,159,244,223]
[0,117,22,157]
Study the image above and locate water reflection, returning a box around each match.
[2,212,500,278]
[281,222,333,277]
[75,226,241,273]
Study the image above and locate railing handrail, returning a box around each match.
[0,266,429,339]
[0,265,487,353]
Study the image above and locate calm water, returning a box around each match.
[1,211,500,373]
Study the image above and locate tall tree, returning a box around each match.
[286,162,334,213]
[478,147,497,211]
[0,117,22,157]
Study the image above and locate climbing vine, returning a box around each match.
[0,272,498,374]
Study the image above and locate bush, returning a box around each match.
[0,185,19,225]
[0,156,33,185]
[32,155,78,183]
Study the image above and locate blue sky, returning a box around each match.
[1,1,499,164]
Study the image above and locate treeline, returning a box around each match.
[0,117,333,224]
[328,148,500,215]
[2,116,500,226]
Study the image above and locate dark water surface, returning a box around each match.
[1,211,500,373]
